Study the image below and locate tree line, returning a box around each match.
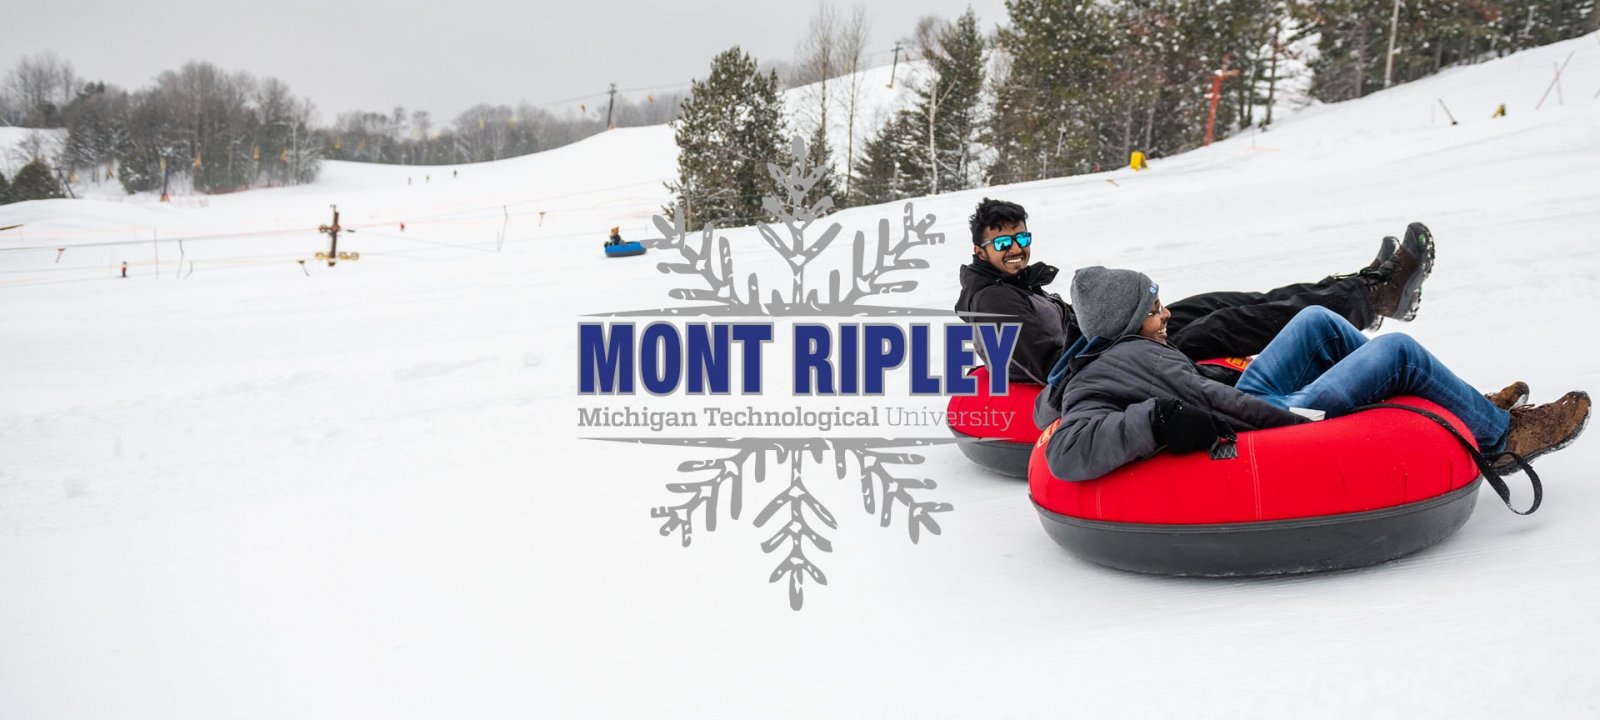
[2,52,321,196]
[0,51,683,199]
[3,0,1594,206]
[318,93,682,165]
[666,0,1598,229]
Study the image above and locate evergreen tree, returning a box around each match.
[1102,4,1172,158]
[62,82,129,185]
[116,88,178,193]
[805,123,842,207]
[1156,0,1279,148]
[666,46,791,230]
[850,113,919,206]
[1490,0,1598,53]
[9,159,66,201]
[1303,0,1392,102]
[0,171,10,205]
[987,0,1117,184]
[985,0,1280,175]
[1299,0,1594,104]
[918,9,987,194]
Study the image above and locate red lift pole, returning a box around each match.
[1204,53,1240,146]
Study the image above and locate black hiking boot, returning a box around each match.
[1353,236,1400,331]
[1360,236,1399,277]
[1370,222,1435,321]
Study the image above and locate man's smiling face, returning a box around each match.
[975,222,1030,276]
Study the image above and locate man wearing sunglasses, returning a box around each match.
[955,198,1432,386]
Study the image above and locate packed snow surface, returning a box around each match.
[3,35,1600,718]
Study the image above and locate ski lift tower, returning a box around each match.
[1204,53,1241,147]
[315,205,360,266]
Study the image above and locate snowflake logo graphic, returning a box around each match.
[588,136,959,610]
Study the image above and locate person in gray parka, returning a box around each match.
[1043,267,1588,483]
[1042,268,1305,481]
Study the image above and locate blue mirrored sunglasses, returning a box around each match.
[987,231,1032,252]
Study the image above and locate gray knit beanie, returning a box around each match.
[1070,266,1160,340]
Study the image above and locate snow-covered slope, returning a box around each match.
[3,34,1600,719]
[782,60,928,181]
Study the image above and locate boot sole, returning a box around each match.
[1491,401,1592,474]
[1394,223,1436,321]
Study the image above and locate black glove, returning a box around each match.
[1152,399,1220,454]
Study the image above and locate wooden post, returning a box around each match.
[1536,51,1576,110]
[498,205,508,252]
[1437,99,1459,126]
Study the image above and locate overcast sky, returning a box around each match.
[3,0,1010,124]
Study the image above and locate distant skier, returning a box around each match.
[453,169,458,179]
[607,227,624,247]
[120,261,128,278]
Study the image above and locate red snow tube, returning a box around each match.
[1029,396,1485,576]
[947,365,1043,477]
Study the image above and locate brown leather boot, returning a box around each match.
[1493,391,1591,473]
[1370,222,1435,321]
[1485,381,1530,410]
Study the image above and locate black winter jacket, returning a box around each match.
[1043,336,1307,481]
[955,260,1080,385]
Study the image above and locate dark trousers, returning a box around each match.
[1165,275,1376,361]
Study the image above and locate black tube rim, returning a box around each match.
[1032,476,1484,535]
[948,426,1031,447]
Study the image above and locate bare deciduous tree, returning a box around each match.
[5,51,76,126]
[913,15,952,195]
[794,2,841,136]
[836,3,870,205]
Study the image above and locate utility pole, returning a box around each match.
[1384,0,1402,88]
[605,83,618,130]
[887,42,902,88]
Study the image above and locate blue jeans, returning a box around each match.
[1235,307,1510,452]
